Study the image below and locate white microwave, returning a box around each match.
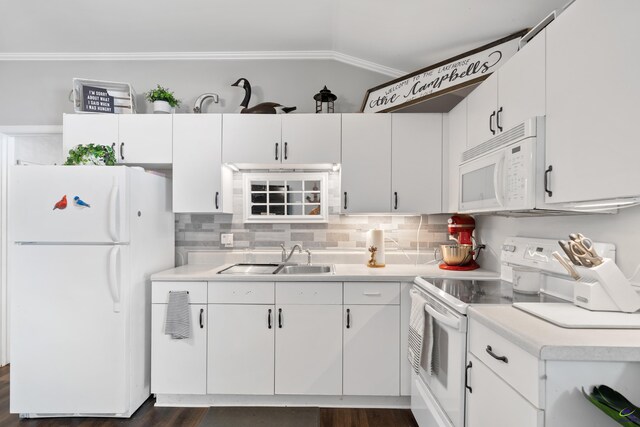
[459,117,551,214]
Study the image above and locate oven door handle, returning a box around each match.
[424,303,461,331]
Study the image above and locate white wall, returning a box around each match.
[476,206,640,279]
[0,59,388,125]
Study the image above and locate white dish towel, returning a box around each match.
[408,289,434,375]
[165,291,191,339]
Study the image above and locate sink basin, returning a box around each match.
[217,263,281,274]
[276,264,334,275]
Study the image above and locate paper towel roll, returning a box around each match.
[366,229,385,268]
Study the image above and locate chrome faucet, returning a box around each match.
[193,93,220,113]
[280,244,303,263]
[304,249,312,265]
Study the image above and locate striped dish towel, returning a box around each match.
[408,289,429,374]
[165,291,191,339]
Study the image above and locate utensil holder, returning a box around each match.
[573,258,640,313]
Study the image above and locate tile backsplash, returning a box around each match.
[175,172,449,260]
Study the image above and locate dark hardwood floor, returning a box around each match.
[0,365,418,427]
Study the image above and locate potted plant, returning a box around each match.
[145,84,181,114]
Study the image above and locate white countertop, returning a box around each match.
[150,263,499,282]
[469,305,640,362]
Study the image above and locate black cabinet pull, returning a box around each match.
[278,308,283,328]
[284,142,288,160]
[465,361,473,393]
[489,111,496,135]
[199,308,204,329]
[394,192,398,210]
[268,309,272,329]
[343,192,348,210]
[119,142,125,160]
[496,107,503,132]
[544,165,553,197]
[215,192,219,210]
[275,142,279,161]
[346,308,351,329]
[111,143,116,155]
[486,345,508,363]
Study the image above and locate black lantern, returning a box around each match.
[314,86,337,113]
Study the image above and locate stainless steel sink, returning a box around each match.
[217,263,281,274]
[275,264,334,275]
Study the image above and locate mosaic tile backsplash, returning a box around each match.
[175,172,450,255]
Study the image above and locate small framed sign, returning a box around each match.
[360,30,528,113]
[71,78,137,114]
[82,85,115,113]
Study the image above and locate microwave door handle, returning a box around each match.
[493,155,505,207]
[424,303,462,331]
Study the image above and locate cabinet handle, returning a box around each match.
[544,165,553,197]
[343,192,348,210]
[496,107,503,132]
[199,308,204,329]
[394,192,398,210]
[275,142,279,161]
[346,308,351,329]
[465,361,473,393]
[278,308,283,328]
[119,142,125,160]
[268,308,272,329]
[284,142,288,160]
[486,345,508,363]
[215,192,219,210]
[111,143,115,155]
[489,111,496,135]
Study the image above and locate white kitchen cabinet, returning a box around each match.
[343,304,400,396]
[172,114,233,213]
[444,99,467,213]
[222,114,341,165]
[274,304,343,395]
[62,114,172,165]
[466,31,546,149]
[151,303,207,395]
[391,114,442,214]
[545,0,640,204]
[400,282,412,396]
[207,304,275,395]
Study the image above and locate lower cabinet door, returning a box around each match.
[344,305,400,396]
[466,353,543,427]
[151,304,207,395]
[207,304,275,395]
[275,305,343,395]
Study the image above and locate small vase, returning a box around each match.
[153,100,173,114]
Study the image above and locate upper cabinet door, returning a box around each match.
[497,30,546,131]
[118,115,172,164]
[341,114,392,213]
[63,114,119,161]
[445,99,467,213]
[281,115,341,164]
[391,114,442,214]
[173,114,231,213]
[222,115,282,164]
[466,73,498,148]
[545,0,640,204]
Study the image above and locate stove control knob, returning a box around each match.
[502,244,516,252]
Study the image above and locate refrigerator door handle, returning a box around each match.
[108,246,121,312]
[109,181,119,242]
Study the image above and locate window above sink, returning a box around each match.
[242,172,329,223]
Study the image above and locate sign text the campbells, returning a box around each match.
[361,32,524,113]
[82,85,115,113]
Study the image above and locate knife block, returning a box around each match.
[573,258,640,313]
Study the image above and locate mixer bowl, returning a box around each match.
[439,244,474,266]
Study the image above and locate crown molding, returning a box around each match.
[0,50,405,77]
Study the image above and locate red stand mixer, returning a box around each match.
[438,215,483,271]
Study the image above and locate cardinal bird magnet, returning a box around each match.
[73,196,91,208]
[53,195,67,210]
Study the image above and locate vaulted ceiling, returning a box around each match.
[1,0,569,75]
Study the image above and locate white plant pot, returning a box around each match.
[153,100,174,114]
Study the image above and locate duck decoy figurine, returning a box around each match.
[231,78,296,114]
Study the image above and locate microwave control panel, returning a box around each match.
[504,141,534,207]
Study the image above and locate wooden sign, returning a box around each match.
[360,30,527,113]
[82,85,115,113]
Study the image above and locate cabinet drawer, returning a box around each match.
[344,282,400,305]
[276,282,342,305]
[208,281,275,304]
[152,281,207,304]
[469,318,543,408]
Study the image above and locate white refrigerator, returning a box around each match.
[8,165,174,418]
